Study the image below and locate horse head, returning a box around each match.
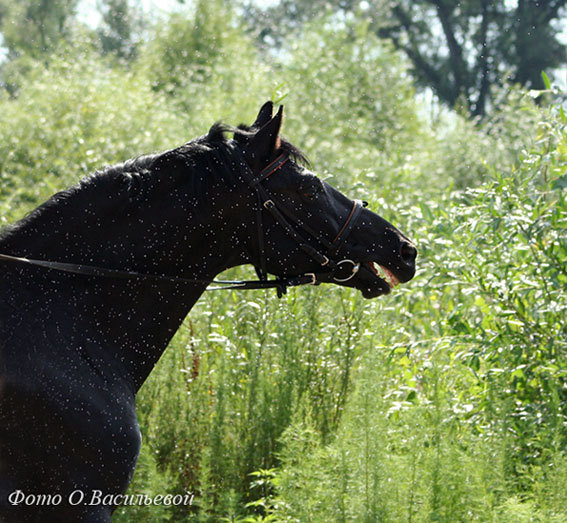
[229,101,417,298]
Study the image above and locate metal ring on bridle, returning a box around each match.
[333,259,360,282]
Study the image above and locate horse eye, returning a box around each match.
[303,191,316,201]
[299,177,322,201]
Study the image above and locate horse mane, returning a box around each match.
[0,123,308,244]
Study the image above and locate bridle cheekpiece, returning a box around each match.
[240,150,365,297]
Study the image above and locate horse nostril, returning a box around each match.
[400,242,417,266]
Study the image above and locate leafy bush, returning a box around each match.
[0,48,185,217]
[262,94,567,522]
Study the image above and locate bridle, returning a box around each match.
[0,150,366,297]
[240,150,366,296]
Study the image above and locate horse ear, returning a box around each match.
[252,101,274,129]
[245,105,284,173]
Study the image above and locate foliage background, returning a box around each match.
[1,0,566,521]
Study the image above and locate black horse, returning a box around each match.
[0,102,416,521]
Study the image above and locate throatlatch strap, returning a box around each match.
[255,191,268,281]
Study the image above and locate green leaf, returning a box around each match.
[552,175,567,190]
[541,71,551,90]
[470,355,480,372]
[271,82,288,105]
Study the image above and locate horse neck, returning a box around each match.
[0,170,251,391]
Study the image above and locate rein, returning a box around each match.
[0,152,365,297]
[0,252,316,292]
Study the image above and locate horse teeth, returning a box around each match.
[380,265,400,289]
[369,262,399,289]
[368,261,379,276]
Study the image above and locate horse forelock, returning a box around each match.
[207,121,310,167]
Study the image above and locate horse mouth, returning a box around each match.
[355,261,400,299]
[367,261,400,289]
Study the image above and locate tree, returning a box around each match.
[140,0,250,95]
[243,0,358,46]
[0,0,79,95]
[0,0,78,59]
[374,0,567,117]
[97,0,144,61]
[247,0,567,117]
